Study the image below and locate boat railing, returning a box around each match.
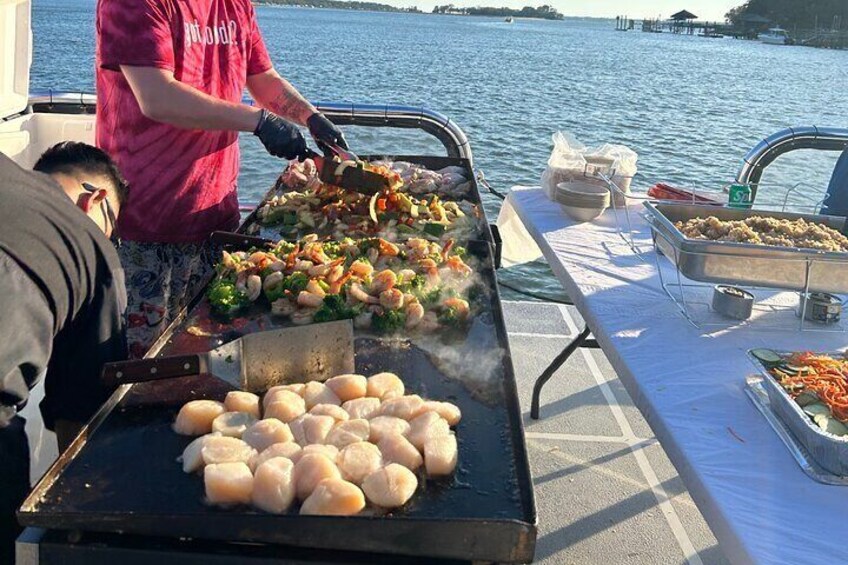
[736,126,848,199]
[26,91,473,163]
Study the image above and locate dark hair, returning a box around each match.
[33,142,128,206]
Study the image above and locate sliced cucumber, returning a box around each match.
[750,348,783,366]
[794,391,820,408]
[803,403,831,417]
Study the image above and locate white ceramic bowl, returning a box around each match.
[557,180,610,199]
[560,203,607,222]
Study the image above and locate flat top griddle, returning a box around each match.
[20,232,535,563]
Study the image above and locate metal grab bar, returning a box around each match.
[736,126,848,199]
[26,91,473,164]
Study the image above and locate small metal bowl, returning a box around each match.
[800,292,842,324]
[712,285,754,320]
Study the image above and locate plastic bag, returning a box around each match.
[541,132,638,205]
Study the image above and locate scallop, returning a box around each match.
[378,395,425,421]
[325,374,367,402]
[173,400,226,436]
[424,433,458,476]
[377,434,423,471]
[251,441,302,469]
[291,414,335,445]
[309,404,349,422]
[407,412,450,451]
[204,462,253,506]
[294,453,342,500]
[342,397,381,420]
[201,436,257,467]
[252,457,296,514]
[212,411,257,438]
[361,463,418,508]
[303,382,342,410]
[180,432,220,473]
[299,444,339,464]
[300,478,365,516]
[325,419,370,449]
[263,384,306,409]
[369,416,411,443]
[264,391,306,423]
[423,401,462,426]
[242,418,293,452]
[337,441,382,485]
[224,391,261,419]
[366,372,405,400]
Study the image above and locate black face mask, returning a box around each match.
[81,182,120,248]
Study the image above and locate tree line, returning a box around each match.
[726,0,846,29]
[432,4,564,20]
[256,0,421,13]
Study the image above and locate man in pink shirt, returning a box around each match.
[96,0,346,357]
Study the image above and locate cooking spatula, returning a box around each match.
[306,149,392,195]
[101,320,355,393]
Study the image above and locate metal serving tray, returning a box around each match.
[644,202,848,294]
[242,155,495,246]
[19,241,536,564]
[748,350,848,477]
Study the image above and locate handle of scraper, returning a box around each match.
[101,355,203,388]
[209,231,274,248]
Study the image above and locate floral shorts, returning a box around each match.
[119,241,220,358]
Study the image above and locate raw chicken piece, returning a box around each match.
[300,478,365,516]
[342,397,381,420]
[424,433,458,476]
[201,436,257,468]
[173,400,225,436]
[204,462,253,506]
[337,442,382,485]
[264,391,306,423]
[212,412,257,438]
[294,453,342,500]
[422,401,462,426]
[242,418,294,452]
[224,391,261,419]
[378,395,425,421]
[325,419,370,449]
[303,382,341,410]
[377,434,423,471]
[361,463,418,508]
[252,441,302,469]
[291,414,335,445]
[180,432,221,473]
[407,412,450,451]
[263,384,306,409]
[252,457,296,514]
[369,416,411,443]
[309,404,349,422]
[324,374,367,402]
[298,444,339,464]
[366,372,405,400]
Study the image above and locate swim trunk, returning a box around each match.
[119,241,221,358]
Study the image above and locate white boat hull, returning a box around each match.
[759,35,787,45]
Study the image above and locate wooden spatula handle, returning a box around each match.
[101,355,202,387]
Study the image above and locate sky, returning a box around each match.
[409,0,742,21]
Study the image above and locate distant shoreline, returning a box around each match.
[254,1,564,20]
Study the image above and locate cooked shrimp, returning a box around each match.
[377,239,399,257]
[366,247,379,264]
[309,258,344,277]
[267,260,285,272]
[405,302,424,328]
[446,256,472,277]
[327,272,353,295]
[349,260,373,278]
[221,250,238,270]
[443,297,470,318]
[371,270,397,293]
[271,299,296,316]
[325,263,345,284]
[263,271,284,293]
[398,269,417,281]
[379,288,404,310]
[297,290,324,308]
[294,260,314,272]
[306,279,326,298]
[419,311,440,332]
[291,308,316,325]
[349,282,379,304]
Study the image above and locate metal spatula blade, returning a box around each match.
[307,150,392,195]
[102,320,355,393]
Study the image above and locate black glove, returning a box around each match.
[253,110,307,160]
[307,112,348,152]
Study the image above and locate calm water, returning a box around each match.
[30,0,848,300]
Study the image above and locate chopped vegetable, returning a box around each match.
[372,309,407,333]
[313,294,361,323]
[207,279,251,314]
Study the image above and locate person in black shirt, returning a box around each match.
[0,143,128,563]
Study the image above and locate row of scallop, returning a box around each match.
[173,372,460,515]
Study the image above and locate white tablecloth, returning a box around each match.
[504,186,848,565]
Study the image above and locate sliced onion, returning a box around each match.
[369,193,379,224]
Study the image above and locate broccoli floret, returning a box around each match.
[207,278,251,314]
[453,246,467,258]
[283,272,309,294]
[397,274,426,293]
[274,241,296,255]
[372,309,407,333]
[437,306,462,327]
[358,238,380,255]
[414,286,442,307]
[313,294,362,323]
[322,241,342,258]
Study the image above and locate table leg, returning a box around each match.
[530,325,592,420]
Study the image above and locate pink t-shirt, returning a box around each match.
[96,0,272,243]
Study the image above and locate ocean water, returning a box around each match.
[29,0,848,300]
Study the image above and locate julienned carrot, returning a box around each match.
[771,352,848,421]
